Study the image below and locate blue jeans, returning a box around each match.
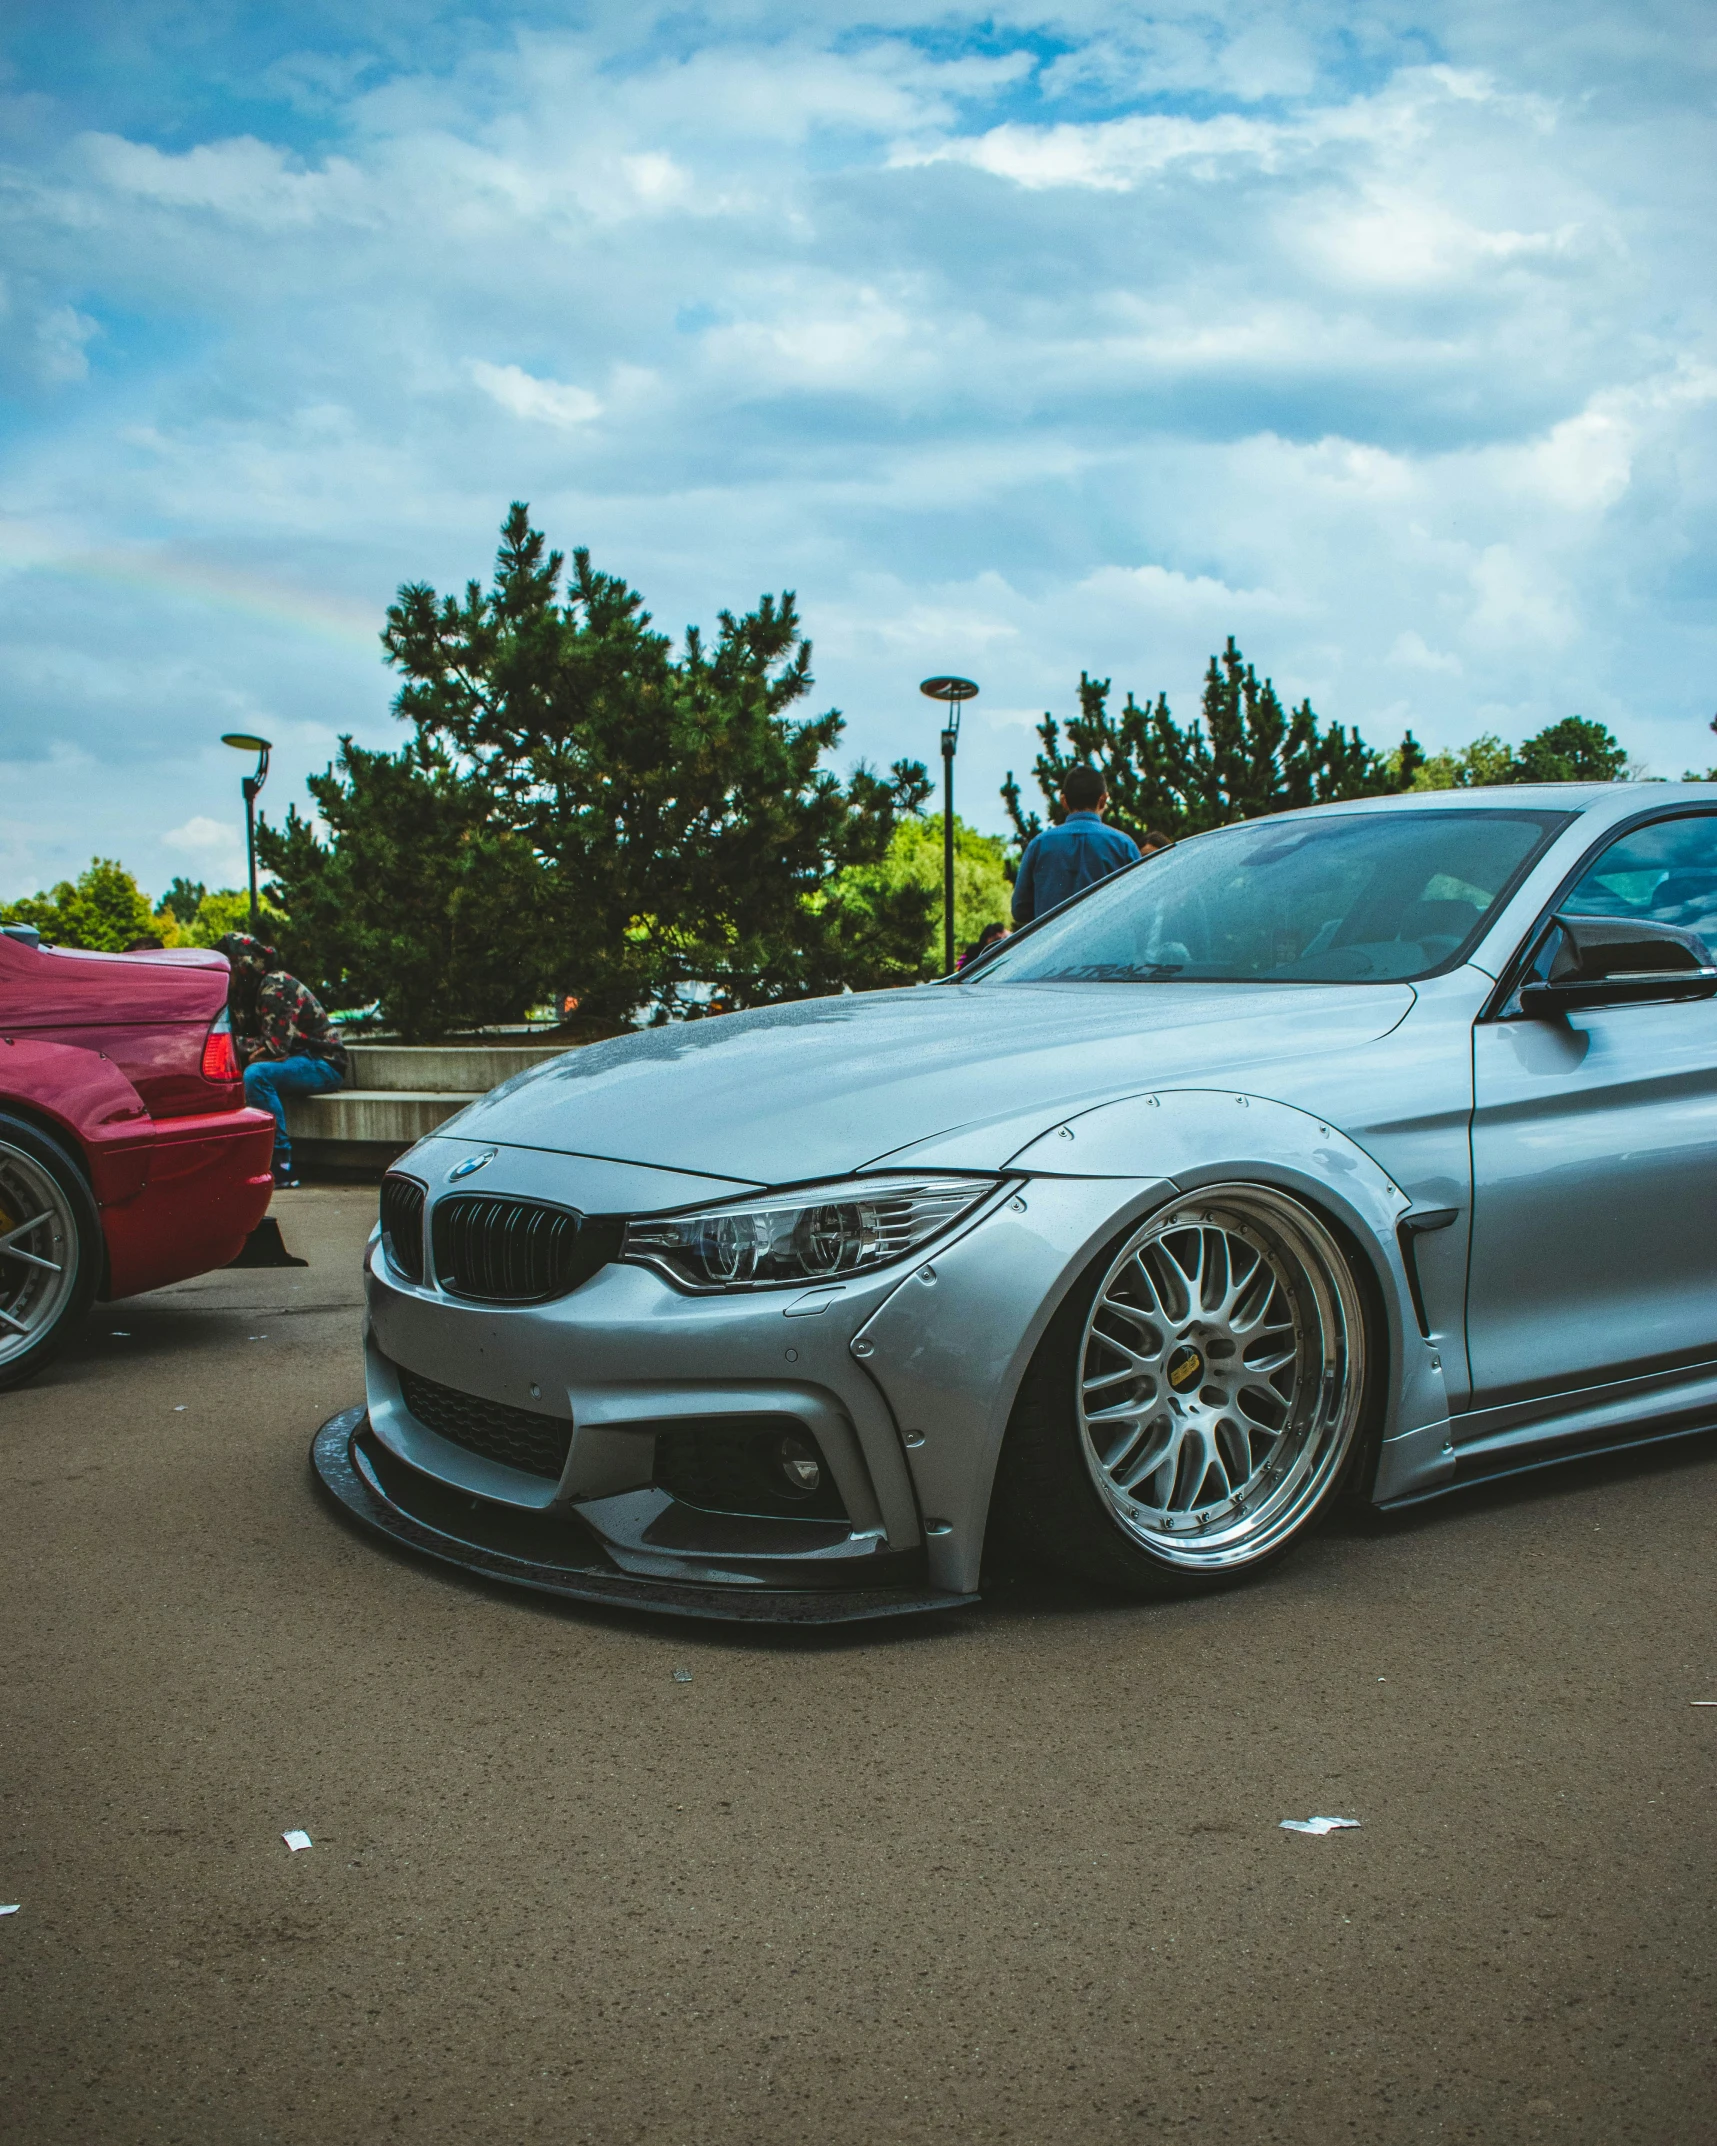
[244,1055,343,1173]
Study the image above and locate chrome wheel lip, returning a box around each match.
[1075,1185,1364,1572]
[0,1141,81,1368]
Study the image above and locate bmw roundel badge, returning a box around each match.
[447,1147,498,1183]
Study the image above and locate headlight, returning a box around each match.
[621,1174,1001,1292]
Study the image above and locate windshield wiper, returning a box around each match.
[1036,961,1188,982]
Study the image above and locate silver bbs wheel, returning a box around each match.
[1076,1186,1366,1572]
[0,1138,82,1371]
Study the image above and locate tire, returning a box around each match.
[988,1184,1377,1597]
[0,1113,102,1392]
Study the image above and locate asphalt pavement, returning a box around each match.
[2,1184,1713,2145]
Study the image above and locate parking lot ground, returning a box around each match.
[2,1182,1714,2145]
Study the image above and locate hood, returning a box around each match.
[451,980,1414,1185]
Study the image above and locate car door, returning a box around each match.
[1466,807,1717,1408]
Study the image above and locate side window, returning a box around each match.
[1560,814,1717,949]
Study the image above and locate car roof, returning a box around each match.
[1281,781,1714,822]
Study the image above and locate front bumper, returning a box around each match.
[334,1138,1171,1617]
[311,1410,969,1624]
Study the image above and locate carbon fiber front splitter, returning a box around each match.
[310,1409,975,1626]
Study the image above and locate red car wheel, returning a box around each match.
[0,1113,102,1391]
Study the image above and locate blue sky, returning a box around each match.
[2,0,1714,897]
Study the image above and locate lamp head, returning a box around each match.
[919,676,977,752]
[222,730,272,801]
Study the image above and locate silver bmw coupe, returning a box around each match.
[314,783,1717,1622]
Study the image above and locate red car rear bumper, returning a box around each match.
[100,1106,277,1299]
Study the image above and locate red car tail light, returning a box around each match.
[201,1010,240,1084]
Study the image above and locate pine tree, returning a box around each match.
[259,736,555,1041]
[160,877,207,925]
[271,504,932,1029]
[1003,639,1420,846]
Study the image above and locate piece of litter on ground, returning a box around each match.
[1693,1700,1717,1707]
[671,1668,693,1684]
[0,1904,18,1915]
[282,1830,312,1853]
[1280,1816,1361,1835]
[111,1331,129,1337]
[173,1405,185,1412]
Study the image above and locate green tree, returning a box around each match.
[1401,734,1516,791]
[1510,716,1628,784]
[1408,717,1629,790]
[258,736,552,1040]
[159,877,207,925]
[828,814,1010,978]
[182,886,288,948]
[2,857,158,950]
[1003,640,1421,846]
[372,503,930,1017]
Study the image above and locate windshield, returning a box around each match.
[970,808,1568,986]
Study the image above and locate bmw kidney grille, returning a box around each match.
[379,1174,426,1284]
[430,1193,590,1303]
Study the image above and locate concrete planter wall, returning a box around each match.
[283,1041,575,1174]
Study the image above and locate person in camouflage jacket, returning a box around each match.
[217,934,348,1187]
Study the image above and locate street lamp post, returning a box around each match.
[220,732,273,935]
[918,676,979,975]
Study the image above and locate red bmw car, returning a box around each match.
[0,924,276,1388]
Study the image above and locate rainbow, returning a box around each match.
[0,527,382,654]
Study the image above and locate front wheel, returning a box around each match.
[0,1114,102,1392]
[989,1185,1376,1596]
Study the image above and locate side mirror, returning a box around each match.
[1516,913,1717,1016]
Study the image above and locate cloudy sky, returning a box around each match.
[2,0,1713,900]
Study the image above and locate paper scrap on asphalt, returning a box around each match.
[1280,1816,1361,1835]
[282,1830,312,1852]
[1693,1700,1717,1707]
[671,1668,693,1684]
[0,1904,18,1915]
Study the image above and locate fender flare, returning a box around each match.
[1008,1087,1454,1497]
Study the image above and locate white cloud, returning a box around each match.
[1389,631,1464,677]
[704,287,919,391]
[468,361,602,428]
[162,814,248,885]
[34,305,97,384]
[165,814,242,856]
[1296,192,1587,293]
[1467,544,1576,647]
[890,110,1279,191]
[77,131,360,227]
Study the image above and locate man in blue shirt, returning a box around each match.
[1012,765,1142,924]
